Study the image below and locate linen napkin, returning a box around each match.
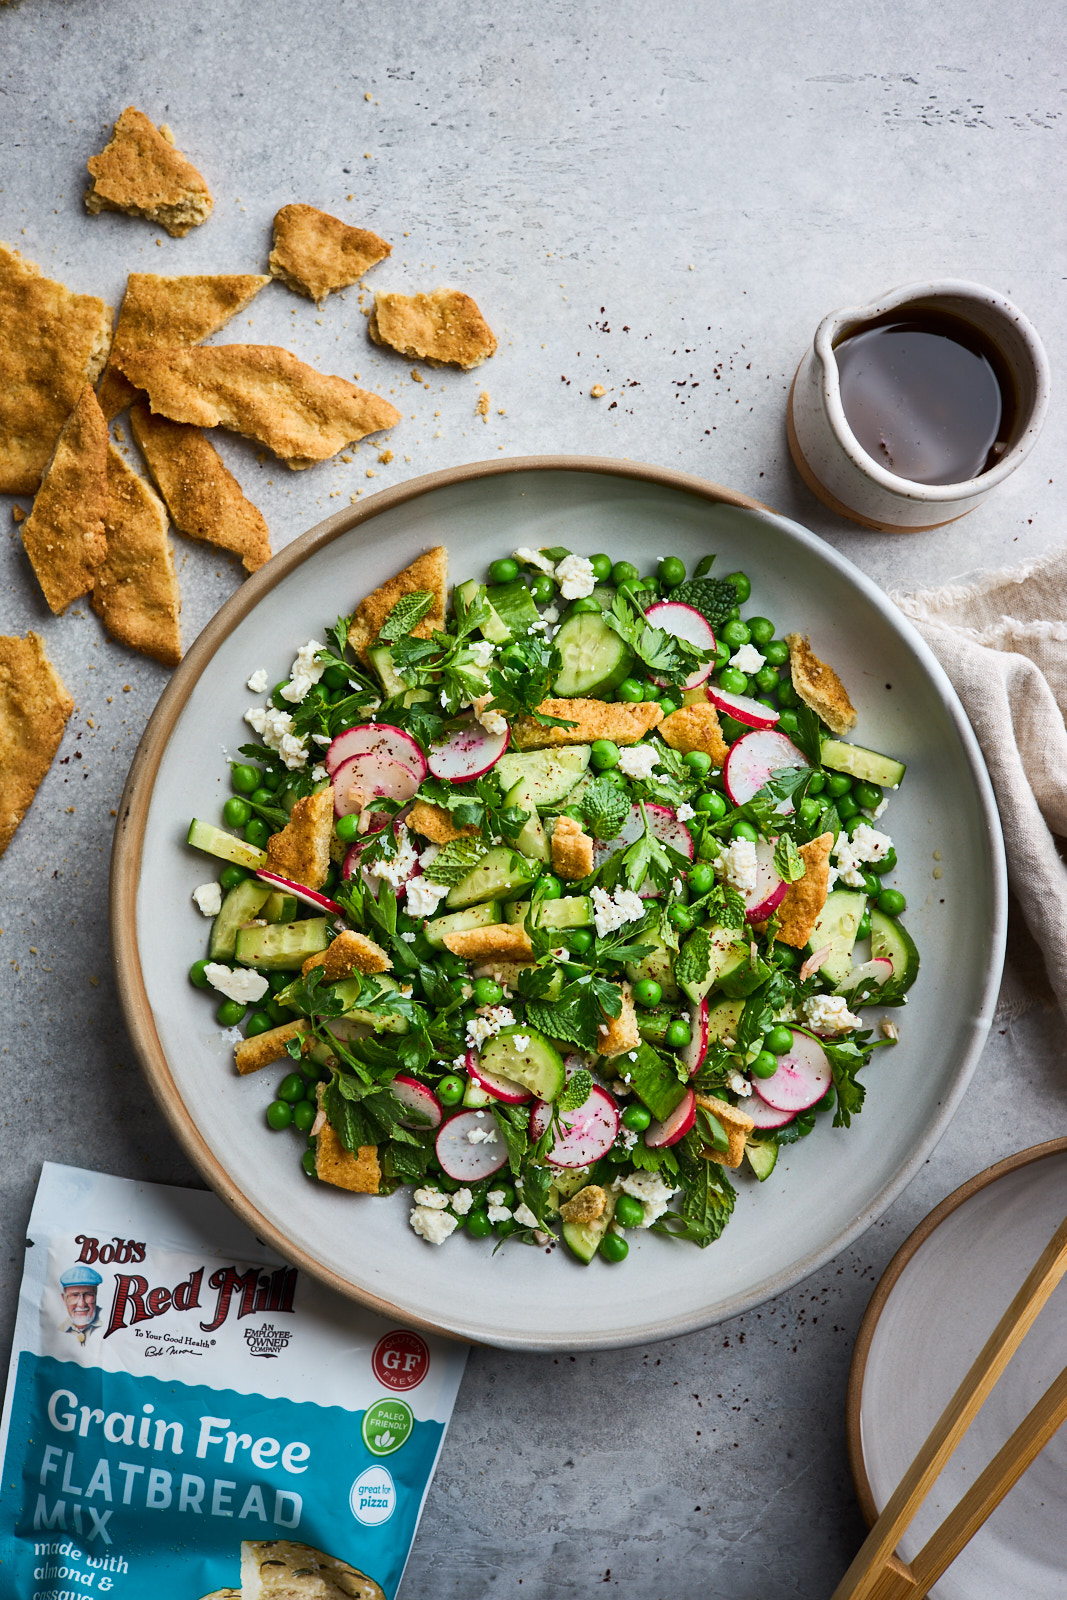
[891,545,1067,1018]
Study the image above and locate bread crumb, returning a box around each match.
[591,384,606,398]
[377,449,393,464]
[11,506,25,523]
[476,390,490,421]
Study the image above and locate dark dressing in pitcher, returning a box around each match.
[833,310,1015,485]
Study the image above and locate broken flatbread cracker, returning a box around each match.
[369,288,497,369]
[786,633,857,736]
[20,384,109,614]
[659,701,729,768]
[347,547,447,665]
[240,1539,386,1600]
[130,402,270,572]
[695,1094,754,1170]
[0,242,112,493]
[116,345,400,468]
[773,832,834,950]
[597,983,640,1058]
[407,798,479,844]
[92,446,181,667]
[269,203,391,306]
[511,698,662,750]
[99,270,270,420]
[85,106,213,237]
[314,1126,381,1196]
[265,788,334,890]
[0,632,75,857]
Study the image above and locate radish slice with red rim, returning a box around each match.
[391,1075,443,1130]
[528,1085,620,1168]
[341,823,418,893]
[645,1087,696,1147]
[742,837,789,923]
[745,1093,796,1130]
[704,686,779,729]
[833,957,893,997]
[254,869,343,917]
[594,804,694,897]
[724,729,809,809]
[644,601,716,690]
[435,1109,508,1181]
[426,715,508,783]
[333,751,420,815]
[465,1049,532,1105]
[681,999,709,1076]
[325,723,427,782]
[752,1028,832,1112]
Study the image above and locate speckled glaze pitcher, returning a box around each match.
[787,280,1050,531]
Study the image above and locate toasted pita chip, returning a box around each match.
[774,832,834,949]
[511,698,663,750]
[234,1020,308,1076]
[302,930,391,981]
[130,402,270,572]
[240,1539,386,1600]
[85,107,213,237]
[659,702,729,767]
[551,815,595,880]
[116,345,400,468]
[20,385,109,613]
[443,924,534,962]
[695,1094,754,1169]
[0,242,112,493]
[0,632,75,856]
[269,204,391,307]
[347,547,447,664]
[265,788,334,890]
[597,982,640,1058]
[99,270,270,419]
[786,633,857,736]
[91,447,181,667]
[369,288,497,369]
[314,1125,381,1196]
[407,798,479,845]
[559,1184,607,1224]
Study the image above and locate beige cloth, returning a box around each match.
[892,546,1067,1017]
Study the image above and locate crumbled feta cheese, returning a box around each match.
[399,930,416,943]
[469,638,496,670]
[451,1188,474,1216]
[801,993,861,1034]
[244,705,308,770]
[726,1069,753,1098]
[514,546,555,574]
[487,1204,513,1224]
[365,827,419,892]
[409,1206,459,1245]
[671,877,684,896]
[312,733,331,746]
[865,796,889,821]
[452,1056,467,1071]
[246,668,269,694]
[542,604,560,625]
[465,1006,515,1049]
[555,553,596,599]
[405,874,451,918]
[467,1127,498,1145]
[832,823,893,887]
[413,1187,450,1209]
[729,643,766,674]
[513,1202,540,1229]
[512,1035,530,1053]
[311,764,328,783]
[203,963,269,1004]
[618,1127,638,1152]
[675,802,696,822]
[192,882,222,917]
[825,863,840,893]
[472,693,508,737]
[590,885,646,937]
[440,690,449,708]
[279,639,326,704]
[715,837,759,894]
[615,1171,677,1228]
[617,744,659,781]
[487,1190,507,1205]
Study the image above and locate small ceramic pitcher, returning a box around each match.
[787,279,1050,531]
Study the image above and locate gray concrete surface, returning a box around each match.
[2,2,1066,1593]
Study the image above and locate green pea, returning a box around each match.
[718,668,749,696]
[334,812,361,844]
[658,698,681,718]
[436,1174,460,1194]
[632,978,662,1009]
[599,1231,629,1263]
[499,644,526,670]
[684,750,712,777]
[322,664,350,691]
[590,553,613,581]
[764,639,789,667]
[600,768,628,788]
[267,969,291,993]
[798,797,822,829]
[725,571,751,603]
[764,1024,794,1055]
[641,577,662,599]
[853,781,883,812]
[754,665,780,695]
[472,977,503,1007]
[570,596,601,615]
[618,678,644,703]
[261,767,284,792]
[714,641,731,670]
[529,572,554,604]
[869,846,898,876]
[219,863,250,891]
[746,616,774,646]
[223,796,251,829]
[688,862,716,895]
[825,771,852,798]
[730,820,759,844]
[466,1208,493,1238]
[659,556,686,588]
[842,813,864,839]
[665,1019,692,1049]
[230,762,259,794]
[669,904,696,930]
[270,681,291,710]
[489,556,519,584]
[877,888,906,917]
[249,787,274,808]
[568,928,593,954]
[265,999,292,1026]
[774,944,800,969]
[756,697,777,713]
[856,910,871,941]
[277,1072,306,1103]
[301,1148,318,1177]
[245,1010,274,1037]
[437,1074,465,1107]
[721,619,751,650]
[836,794,859,820]
[244,817,270,849]
[266,1099,292,1131]
[727,604,741,620]
[695,790,727,819]
[495,1216,521,1238]
[613,1194,646,1229]
[751,1050,778,1079]
[806,771,826,795]
[777,710,799,735]
[538,874,563,901]
[217,999,247,1027]
[776,679,797,707]
[611,560,640,586]
[591,738,620,770]
[621,1103,652,1132]
[290,1099,315,1134]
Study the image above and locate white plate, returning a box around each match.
[112,457,1007,1351]
[851,1142,1067,1598]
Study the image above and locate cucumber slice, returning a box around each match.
[869,909,920,991]
[562,1188,618,1265]
[454,579,511,643]
[209,879,271,961]
[547,1169,591,1211]
[478,1026,565,1101]
[552,611,634,699]
[636,1005,674,1045]
[462,1076,492,1108]
[187,818,268,870]
[262,890,299,924]
[485,579,541,637]
[745,1139,778,1181]
[504,896,592,930]
[624,1042,687,1123]
[503,787,552,862]
[366,644,407,698]
[494,745,591,807]
[330,973,409,1033]
[446,845,540,909]
[705,997,745,1042]
[821,739,906,789]
[806,890,866,983]
[678,925,748,1005]
[423,902,502,949]
[625,930,680,1003]
[234,917,329,970]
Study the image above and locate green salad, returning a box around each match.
[185,544,919,1265]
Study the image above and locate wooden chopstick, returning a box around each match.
[831,1213,1067,1600]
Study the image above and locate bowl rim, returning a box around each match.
[110,453,1008,1349]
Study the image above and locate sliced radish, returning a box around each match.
[645,601,716,690]
[341,824,418,894]
[326,723,427,783]
[435,1109,508,1181]
[427,715,508,783]
[745,1093,796,1130]
[528,1085,619,1168]
[741,837,789,923]
[391,1075,443,1130]
[645,1087,696,1147]
[833,958,894,997]
[753,1028,832,1113]
[724,729,809,809]
[254,869,343,916]
[465,1049,532,1106]
[705,686,779,730]
[594,804,694,897]
[333,752,420,815]
[681,999,710,1077]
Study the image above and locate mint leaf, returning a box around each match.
[668,577,736,632]
[378,590,436,643]
[773,834,805,884]
[674,925,711,991]
[791,703,826,768]
[422,838,486,886]
[491,1103,529,1176]
[557,1068,593,1112]
[578,776,630,841]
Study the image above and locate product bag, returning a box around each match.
[0,1163,467,1598]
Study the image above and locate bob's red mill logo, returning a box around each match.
[73,1237,297,1338]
